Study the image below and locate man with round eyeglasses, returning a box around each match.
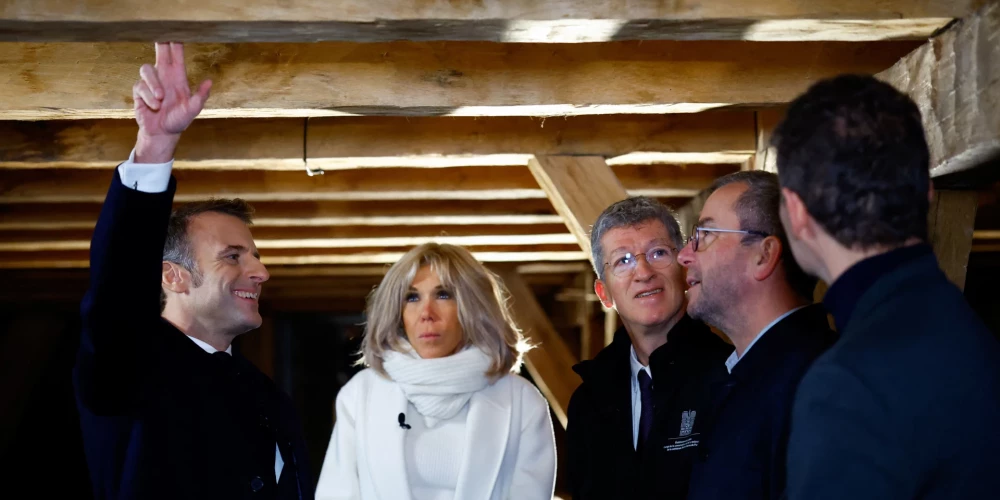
[566,196,731,500]
[677,171,835,500]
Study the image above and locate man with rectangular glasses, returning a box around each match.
[566,196,731,500]
[677,171,835,500]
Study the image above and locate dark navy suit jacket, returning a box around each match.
[688,304,835,500]
[74,170,314,500]
[788,246,1000,499]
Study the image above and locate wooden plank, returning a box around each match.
[928,190,979,289]
[0,199,563,230]
[0,250,589,269]
[0,1,968,42]
[307,113,756,170]
[0,197,692,231]
[262,262,590,278]
[0,233,578,252]
[878,1,1000,179]
[493,266,580,428]
[0,164,737,204]
[0,41,919,119]
[528,156,630,254]
[0,112,756,170]
[751,107,786,173]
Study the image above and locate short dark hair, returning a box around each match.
[589,196,684,281]
[160,199,255,311]
[707,171,817,300]
[772,74,930,250]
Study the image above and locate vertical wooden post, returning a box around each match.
[928,190,979,290]
[752,108,786,173]
[604,307,618,347]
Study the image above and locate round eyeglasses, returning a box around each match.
[603,246,678,277]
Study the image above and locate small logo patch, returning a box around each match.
[679,410,697,437]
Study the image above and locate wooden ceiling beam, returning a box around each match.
[0,199,567,230]
[878,1,1000,180]
[0,253,589,269]
[1,41,918,119]
[0,233,580,253]
[0,164,739,204]
[0,197,693,231]
[0,1,969,42]
[0,113,756,170]
[528,156,629,255]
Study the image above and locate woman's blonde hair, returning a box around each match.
[358,243,532,379]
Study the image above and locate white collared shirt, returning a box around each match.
[629,345,653,450]
[725,305,808,374]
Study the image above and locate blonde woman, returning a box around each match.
[316,243,557,500]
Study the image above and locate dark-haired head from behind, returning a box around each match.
[772,74,931,249]
[771,75,932,281]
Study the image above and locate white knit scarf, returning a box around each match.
[382,342,492,427]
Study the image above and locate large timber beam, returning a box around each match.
[0,41,919,119]
[0,164,739,204]
[0,199,571,230]
[0,1,970,42]
[494,266,580,428]
[0,224,578,252]
[0,113,756,170]
[878,1,1000,180]
[0,248,590,269]
[528,156,629,255]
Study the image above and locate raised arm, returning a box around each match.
[75,43,211,414]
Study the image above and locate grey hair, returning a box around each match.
[707,171,817,300]
[589,196,684,281]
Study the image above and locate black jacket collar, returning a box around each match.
[572,314,721,404]
[824,243,933,332]
[728,304,835,381]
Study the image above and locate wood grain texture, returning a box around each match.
[752,107,786,173]
[878,1,1000,179]
[494,266,580,428]
[0,1,969,42]
[928,190,979,289]
[528,156,630,255]
[1,41,920,119]
[0,164,738,203]
[0,113,756,169]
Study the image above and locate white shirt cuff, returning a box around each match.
[117,148,173,193]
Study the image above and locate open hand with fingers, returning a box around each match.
[133,42,212,163]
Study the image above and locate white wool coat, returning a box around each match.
[315,368,557,500]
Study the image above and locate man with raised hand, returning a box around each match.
[75,42,313,500]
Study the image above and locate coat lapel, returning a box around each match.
[453,379,512,500]
[365,378,413,500]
